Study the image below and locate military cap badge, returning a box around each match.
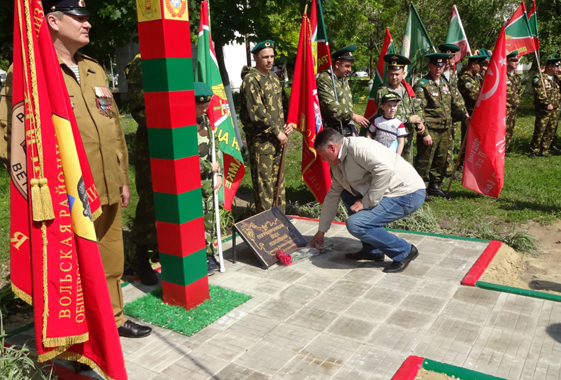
[78,0,86,6]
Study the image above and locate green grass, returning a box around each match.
[123,285,251,336]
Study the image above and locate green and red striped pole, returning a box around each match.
[134,0,210,309]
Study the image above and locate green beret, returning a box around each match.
[479,48,492,60]
[438,43,460,54]
[425,53,450,66]
[194,82,213,103]
[383,54,411,69]
[381,92,401,104]
[332,45,356,62]
[546,57,561,66]
[251,40,275,54]
[507,51,519,60]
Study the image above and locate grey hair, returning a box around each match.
[314,128,344,150]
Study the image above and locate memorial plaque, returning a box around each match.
[233,207,307,268]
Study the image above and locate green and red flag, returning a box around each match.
[462,26,507,198]
[287,13,331,203]
[364,27,396,121]
[527,0,539,50]
[309,0,332,74]
[445,5,471,64]
[10,0,126,378]
[196,0,245,211]
[504,0,536,56]
[401,2,434,79]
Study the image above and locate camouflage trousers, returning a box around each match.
[530,108,559,155]
[401,123,416,165]
[445,123,460,176]
[131,122,157,249]
[246,134,286,214]
[505,106,518,151]
[415,128,452,184]
[201,178,217,256]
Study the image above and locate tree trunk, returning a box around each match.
[245,34,251,66]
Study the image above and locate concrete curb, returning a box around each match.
[461,240,502,286]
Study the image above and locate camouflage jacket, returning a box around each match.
[533,73,561,110]
[198,115,221,181]
[443,69,466,110]
[506,72,522,109]
[458,70,480,113]
[124,53,146,127]
[239,66,288,138]
[414,73,468,130]
[374,83,427,136]
[316,69,354,126]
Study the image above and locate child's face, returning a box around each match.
[381,100,399,118]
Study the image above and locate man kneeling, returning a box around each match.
[310,129,425,273]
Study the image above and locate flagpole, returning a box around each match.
[522,10,547,95]
[210,126,225,272]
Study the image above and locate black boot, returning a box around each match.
[137,245,158,286]
[427,182,449,198]
[207,255,220,275]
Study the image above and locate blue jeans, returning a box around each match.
[341,189,425,261]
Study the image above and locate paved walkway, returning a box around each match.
[8,218,561,379]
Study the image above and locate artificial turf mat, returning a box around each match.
[123,285,252,336]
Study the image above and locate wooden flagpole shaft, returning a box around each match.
[275,145,287,208]
[534,51,548,95]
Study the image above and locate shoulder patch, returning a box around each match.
[418,78,428,86]
[533,77,540,84]
[466,82,472,88]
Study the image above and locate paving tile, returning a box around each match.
[487,308,540,336]
[414,252,444,266]
[161,351,229,380]
[448,246,488,260]
[123,361,169,380]
[278,284,321,305]
[415,334,472,365]
[410,278,460,299]
[425,315,483,346]
[374,273,422,292]
[307,291,358,314]
[344,299,396,322]
[439,298,494,326]
[416,238,454,255]
[213,363,270,380]
[367,324,426,353]
[452,285,500,307]
[162,326,221,352]
[299,333,362,366]
[126,337,188,373]
[234,340,298,376]
[434,257,473,272]
[340,267,385,285]
[385,308,438,330]
[327,279,373,298]
[362,286,409,306]
[341,344,408,379]
[251,298,304,322]
[286,306,339,332]
[262,323,320,354]
[266,266,309,283]
[225,314,281,342]
[398,262,434,278]
[196,332,256,362]
[394,233,426,245]
[326,315,379,343]
[400,293,449,314]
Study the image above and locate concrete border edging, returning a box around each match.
[476,281,561,302]
[461,240,502,286]
[391,355,508,379]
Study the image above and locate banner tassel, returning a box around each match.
[39,178,55,220]
[30,178,45,221]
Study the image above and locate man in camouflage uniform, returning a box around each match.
[195,82,223,275]
[414,53,470,199]
[240,40,291,213]
[457,53,485,167]
[438,44,466,178]
[505,51,522,154]
[374,54,426,164]
[530,57,561,158]
[124,54,159,286]
[317,45,369,136]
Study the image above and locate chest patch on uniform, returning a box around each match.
[466,82,472,88]
[95,87,114,118]
[443,86,450,94]
[431,92,439,97]
[533,77,540,83]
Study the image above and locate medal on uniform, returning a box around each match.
[94,87,114,117]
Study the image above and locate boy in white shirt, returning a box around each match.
[366,93,407,155]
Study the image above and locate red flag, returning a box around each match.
[309,0,332,74]
[10,0,126,378]
[364,27,395,120]
[462,26,507,198]
[287,13,331,203]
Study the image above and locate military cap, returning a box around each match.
[425,53,450,67]
[438,43,460,54]
[467,53,487,63]
[546,57,561,67]
[43,0,90,16]
[194,82,213,103]
[381,92,402,104]
[332,45,356,62]
[383,54,411,70]
[507,51,519,60]
[251,40,275,54]
[479,48,492,60]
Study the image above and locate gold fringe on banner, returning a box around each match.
[92,207,102,222]
[30,178,45,221]
[39,178,54,220]
[43,332,89,348]
[11,283,33,306]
